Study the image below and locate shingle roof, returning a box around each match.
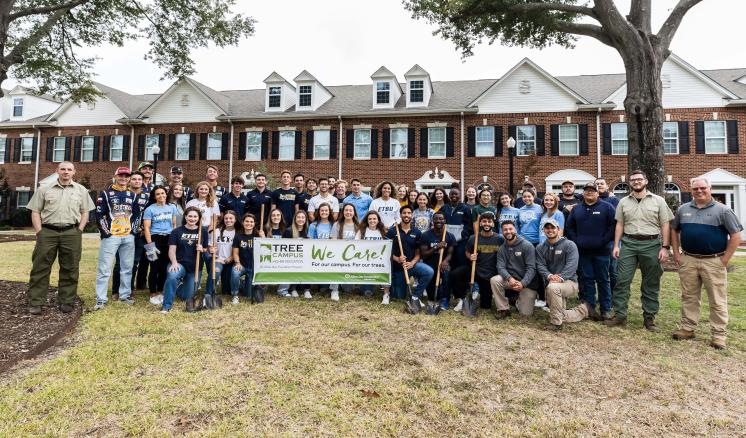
[701,68,746,99]
[0,113,52,126]
[94,82,158,118]
[556,73,626,103]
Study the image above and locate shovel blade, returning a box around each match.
[253,286,265,304]
[214,295,223,309]
[204,294,214,310]
[426,302,440,316]
[462,296,475,318]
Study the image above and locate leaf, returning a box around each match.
[360,389,380,399]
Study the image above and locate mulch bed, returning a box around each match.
[0,235,36,243]
[0,280,81,375]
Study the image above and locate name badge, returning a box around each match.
[555,250,563,255]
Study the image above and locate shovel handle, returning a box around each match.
[394,224,411,286]
[212,214,218,281]
[434,226,447,287]
[195,224,202,289]
[469,214,480,285]
[260,204,265,232]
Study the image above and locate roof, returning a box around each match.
[0,113,52,126]
[556,73,626,103]
[701,68,746,100]
[94,82,158,118]
[8,85,62,103]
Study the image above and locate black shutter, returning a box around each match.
[73,136,82,161]
[45,137,54,162]
[13,139,20,162]
[189,134,196,161]
[271,131,279,159]
[446,127,454,157]
[261,132,268,159]
[306,131,314,159]
[549,125,559,156]
[102,135,111,162]
[370,129,378,158]
[420,127,428,157]
[3,139,10,163]
[678,121,689,154]
[63,137,71,161]
[137,135,145,161]
[407,128,415,158]
[199,133,207,160]
[221,133,229,160]
[346,129,354,158]
[92,136,100,161]
[294,130,302,160]
[382,128,390,158]
[579,124,589,155]
[31,137,37,162]
[602,123,612,155]
[727,120,739,154]
[695,121,705,154]
[681,192,692,203]
[122,135,130,162]
[238,132,247,160]
[467,127,475,157]
[168,134,176,160]
[494,126,503,157]
[329,130,338,159]
[536,125,545,156]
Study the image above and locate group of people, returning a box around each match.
[26,161,742,349]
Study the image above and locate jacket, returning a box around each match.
[599,192,620,208]
[496,235,537,289]
[536,237,579,284]
[565,200,616,255]
[95,184,142,239]
[442,202,472,240]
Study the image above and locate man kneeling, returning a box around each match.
[536,219,589,330]
[490,220,538,318]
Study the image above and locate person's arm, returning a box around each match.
[603,205,616,245]
[441,245,454,271]
[558,242,579,281]
[32,211,42,234]
[520,245,536,288]
[658,221,670,262]
[144,220,153,244]
[535,245,551,281]
[565,210,576,242]
[95,191,111,237]
[612,221,624,259]
[331,202,339,222]
[420,242,435,259]
[232,247,242,271]
[723,232,741,266]
[168,245,179,271]
[671,228,681,265]
[496,247,511,281]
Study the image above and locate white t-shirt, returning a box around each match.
[308,193,340,215]
[331,222,357,240]
[357,228,385,240]
[186,199,221,228]
[369,198,400,229]
[208,228,236,262]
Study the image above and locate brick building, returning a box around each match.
[1,54,745,234]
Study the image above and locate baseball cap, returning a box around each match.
[543,219,560,228]
[115,167,132,176]
[170,166,183,174]
[561,180,575,186]
[138,161,154,170]
[583,182,598,192]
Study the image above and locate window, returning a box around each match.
[410,80,424,103]
[611,123,628,155]
[313,130,330,160]
[0,138,5,164]
[516,125,535,156]
[268,87,281,108]
[17,190,30,208]
[476,126,494,157]
[298,85,312,107]
[207,133,222,160]
[428,127,446,158]
[20,137,33,162]
[246,132,262,161]
[171,134,188,161]
[52,137,65,162]
[663,122,678,155]
[665,182,681,202]
[279,131,295,160]
[559,124,579,155]
[704,121,726,154]
[376,82,390,104]
[110,135,124,161]
[354,129,371,159]
[390,128,408,159]
[81,136,94,162]
[181,94,190,106]
[13,98,23,117]
[613,183,630,198]
[145,134,159,161]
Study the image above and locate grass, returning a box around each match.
[1,237,745,436]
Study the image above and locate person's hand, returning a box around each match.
[469,253,478,262]
[168,263,179,272]
[672,251,681,266]
[441,261,450,272]
[436,241,446,250]
[258,230,266,238]
[720,255,730,268]
[209,246,216,255]
[397,255,407,264]
[403,261,413,270]
[197,244,204,252]
[658,247,669,262]
[548,274,563,283]
[234,263,242,272]
[510,281,523,292]
[612,246,620,259]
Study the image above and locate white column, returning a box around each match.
[737,183,746,239]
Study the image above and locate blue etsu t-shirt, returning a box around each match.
[672,200,743,255]
[144,203,177,236]
[517,204,544,244]
[386,225,422,271]
[308,222,333,239]
[232,234,255,269]
[420,229,457,267]
[169,226,208,273]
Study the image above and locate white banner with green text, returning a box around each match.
[252,238,393,284]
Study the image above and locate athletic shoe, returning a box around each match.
[231,296,240,305]
[160,309,170,314]
[471,291,479,301]
[381,293,390,305]
[330,291,340,301]
[304,290,312,299]
[291,290,299,298]
[120,298,134,306]
[453,299,463,312]
[278,291,291,298]
[534,299,546,308]
[439,297,449,311]
[93,303,106,311]
[149,296,161,305]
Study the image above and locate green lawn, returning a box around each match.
[0,237,745,436]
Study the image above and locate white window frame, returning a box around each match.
[354,129,371,160]
[665,182,681,202]
[410,80,424,103]
[110,135,124,161]
[16,189,31,208]
[268,87,281,108]
[207,133,222,160]
[245,132,262,161]
[704,121,727,154]
[376,82,390,105]
[172,133,189,161]
[53,137,66,162]
[613,183,630,198]
[81,136,95,162]
[145,134,159,161]
[313,130,330,160]
[278,131,295,161]
[298,85,312,108]
[20,137,33,163]
[516,125,536,156]
[428,127,446,159]
[611,123,628,156]
[0,138,5,164]
[390,128,408,159]
[662,122,679,155]
[558,124,579,156]
[475,126,495,157]
[12,98,23,117]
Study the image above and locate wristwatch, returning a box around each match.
[662,245,670,250]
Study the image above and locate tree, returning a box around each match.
[0,0,255,102]
[405,0,704,194]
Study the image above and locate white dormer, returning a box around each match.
[4,85,60,121]
[293,70,333,111]
[370,66,402,110]
[404,64,433,108]
[263,72,296,112]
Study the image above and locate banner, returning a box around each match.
[253,238,393,285]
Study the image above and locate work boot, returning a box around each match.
[112,293,119,302]
[586,303,602,321]
[28,305,42,315]
[58,303,74,313]
[710,338,726,350]
[601,310,614,321]
[544,323,562,331]
[643,317,658,332]
[185,298,196,313]
[604,316,627,327]
[494,309,510,320]
[671,329,695,341]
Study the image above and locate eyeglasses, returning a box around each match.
[629,178,645,182]
[691,187,709,191]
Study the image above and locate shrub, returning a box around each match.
[10,207,32,227]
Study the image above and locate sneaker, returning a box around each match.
[304,290,312,299]
[291,290,299,298]
[278,291,291,298]
[330,291,340,301]
[93,303,106,311]
[119,298,135,306]
[381,293,390,305]
[534,299,546,308]
[156,294,164,305]
[453,299,463,312]
[149,295,161,305]
[231,296,240,305]
[439,297,449,311]
[160,308,170,314]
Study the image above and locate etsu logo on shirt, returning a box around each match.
[555,250,563,255]
[683,213,693,217]
[515,251,522,256]
[592,211,600,215]
[379,206,396,212]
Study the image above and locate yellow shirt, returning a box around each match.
[26,181,95,226]
[615,191,674,236]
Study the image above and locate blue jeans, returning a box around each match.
[231,266,254,297]
[203,254,224,295]
[95,235,135,303]
[112,234,145,293]
[578,253,612,312]
[162,264,195,311]
[391,262,434,300]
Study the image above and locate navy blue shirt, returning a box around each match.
[219,192,249,217]
[420,229,457,267]
[386,225,422,271]
[247,188,271,223]
[442,202,472,240]
[565,200,616,255]
[295,191,313,212]
[271,188,298,225]
[232,233,255,269]
[169,225,208,273]
[672,200,743,255]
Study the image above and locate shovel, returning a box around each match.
[204,214,223,310]
[189,225,203,313]
[463,215,480,318]
[395,224,419,315]
[426,226,448,316]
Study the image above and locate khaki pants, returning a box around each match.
[678,254,729,341]
[490,275,536,316]
[546,281,588,326]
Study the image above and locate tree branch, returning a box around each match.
[657,0,704,50]
[627,0,651,33]
[8,0,90,21]
[552,20,612,46]
[4,7,69,66]
[509,2,597,18]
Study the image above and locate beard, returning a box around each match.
[632,185,645,193]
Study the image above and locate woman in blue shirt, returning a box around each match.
[539,193,565,244]
[517,189,544,245]
[497,193,519,235]
[143,186,177,306]
[307,203,334,299]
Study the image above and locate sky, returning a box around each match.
[25,0,746,94]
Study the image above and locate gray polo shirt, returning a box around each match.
[672,200,743,255]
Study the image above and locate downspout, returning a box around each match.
[338,115,343,179]
[460,112,465,201]
[34,125,41,188]
[228,119,235,185]
[596,109,602,177]
[127,124,135,170]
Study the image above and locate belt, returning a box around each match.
[42,224,78,232]
[623,233,660,241]
[683,251,725,259]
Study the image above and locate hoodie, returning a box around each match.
[599,192,619,208]
[536,237,579,284]
[496,235,537,289]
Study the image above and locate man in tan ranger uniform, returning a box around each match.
[26,161,95,315]
[605,169,674,332]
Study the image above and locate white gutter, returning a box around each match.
[460,111,465,201]
[228,120,235,184]
[596,109,602,177]
[337,115,343,179]
[34,126,41,188]
[127,124,135,170]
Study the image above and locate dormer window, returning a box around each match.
[268,87,281,108]
[376,82,390,104]
[298,85,312,107]
[180,94,190,106]
[410,81,424,103]
[13,98,23,117]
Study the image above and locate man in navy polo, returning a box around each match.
[219,176,248,217]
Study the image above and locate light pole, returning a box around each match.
[507,136,516,197]
[151,145,161,185]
